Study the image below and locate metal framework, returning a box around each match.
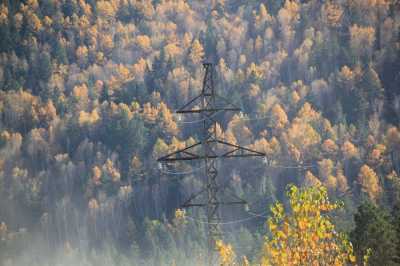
[157,63,265,264]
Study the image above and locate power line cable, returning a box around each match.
[158,164,206,175]
[183,192,275,225]
[174,110,225,124]
[265,164,316,169]
[172,104,372,125]
[185,210,269,225]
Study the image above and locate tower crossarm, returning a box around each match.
[157,139,265,162]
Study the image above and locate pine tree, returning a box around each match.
[351,201,399,266]
[37,51,52,83]
[393,199,400,264]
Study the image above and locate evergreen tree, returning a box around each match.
[351,201,399,266]
[34,51,52,96]
[201,18,218,62]
[394,200,400,264]
[62,0,77,17]
[53,38,68,65]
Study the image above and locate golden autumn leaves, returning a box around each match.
[261,185,355,266]
[216,185,358,266]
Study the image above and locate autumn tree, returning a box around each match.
[216,240,237,266]
[278,0,300,50]
[0,0,399,263]
[357,165,381,202]
[350,24,375,60]
[261,184,356,266]
[216,239,250,266]
[136,35,152,51]
[76,45,88,67]
[188,39,204,65]
[270,103,288,131]
[286,121,321,162]
[2,90,40,133]
[322,2,343,28]
[96,0,117,19]
[386,127,400,174]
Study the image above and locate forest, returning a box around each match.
[0,0,399,265]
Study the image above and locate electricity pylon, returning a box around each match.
[157,63,265,264]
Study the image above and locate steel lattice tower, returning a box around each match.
[157,63,265,264]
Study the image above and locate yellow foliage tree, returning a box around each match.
[357,165,381,201]
[270,104,288,130]
[0,222,7,240]
[318,158,334,181]
[350,24,375,58]
[124,60,141,82]
[100,34,114,54]
[76,45,89,67]
[367,144,386,166]
[172,208,187,228]
[152,138,169,158]
[216,240,236,266]
[92,166,102,185]
[97,0,117,19]
[136,35,152,51]
[290,90,300,105]
[322,2,343,27]
[322,139,338,155]
[278,0,300,48]
[27,12,42,32]
[386,126,400,151]
[88,198,99,215]
[336,165,349,194]
[304,171,322,187]
[338,66,355,88]
[254,35,263,55]
[287,122,321,154]
[261,184,356,266]
[102,159,121,182]
[342,141,359,159]
[164,43,182,59]
[0,4,8,25]
[79,109,100,126]
[159,102,178,135]
[295,102,321,124]
[189,39,204,64]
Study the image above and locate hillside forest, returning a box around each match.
[0,0,400,265]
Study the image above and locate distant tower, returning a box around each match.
[158,63,265,265]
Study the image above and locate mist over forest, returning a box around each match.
[0,0,400,265]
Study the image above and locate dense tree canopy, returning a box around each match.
[0,0,399,265]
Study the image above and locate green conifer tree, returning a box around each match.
[351,201,399,266]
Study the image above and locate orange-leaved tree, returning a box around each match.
[261,184,356,266]
[216,239,249,266]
